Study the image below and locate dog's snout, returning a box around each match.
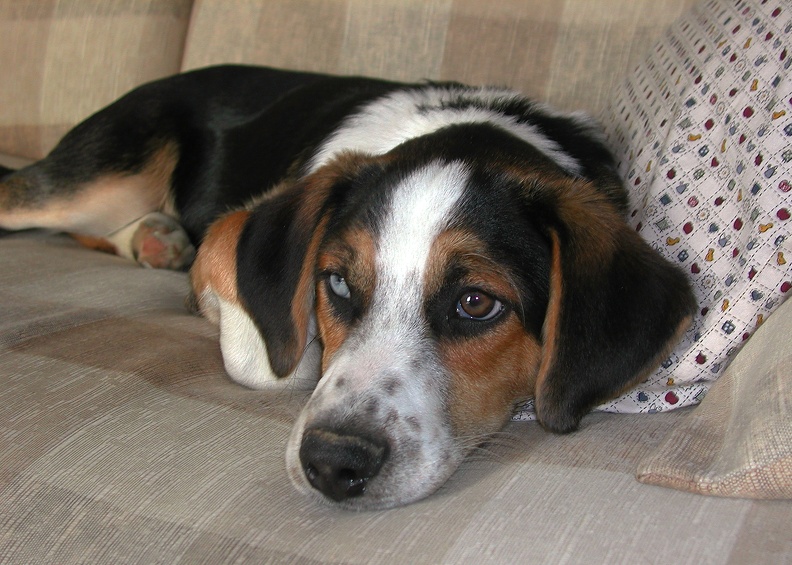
[299,428,388,502]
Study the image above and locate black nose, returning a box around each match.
[299,428,388,502]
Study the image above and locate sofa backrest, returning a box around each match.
[0,0,698,160]
[0,0,193,159]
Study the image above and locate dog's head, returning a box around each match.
[191,125,695,510]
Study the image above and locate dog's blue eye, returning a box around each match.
[456,290,503,321]
[328,273,351,299]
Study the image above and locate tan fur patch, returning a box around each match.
[0,142,178,236]
[425,227,539,437]
[190,209,250,308]
[444,319,542,437]
[511,167,621,271]
[315,287,350,373]
[549,178,620,269]
[315,227,378,371]
[533,229,563,410]
[291,213,332,368]
[68,233,119,255]
[532,179,624,270]
[425,229,521,306]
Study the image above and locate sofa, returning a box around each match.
[1,0,791,563]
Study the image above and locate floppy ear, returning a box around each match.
[532,178,696,433]
[189,188,322,388]
[233,153,376,378]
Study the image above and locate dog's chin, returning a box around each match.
[284,416,467,511]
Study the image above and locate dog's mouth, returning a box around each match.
[286,426,465,510]
[284,380,467,510]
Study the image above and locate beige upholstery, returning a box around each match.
[0,0,192,158]
[1,236,788,563]
[0,0,695,160]
[183,0,696,115]
[638,299,792,499]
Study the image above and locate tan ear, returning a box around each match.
[190,210,251,314]
[532,180,696,433]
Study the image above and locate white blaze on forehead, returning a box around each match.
[311,161,469,395]
[377,161,469,284]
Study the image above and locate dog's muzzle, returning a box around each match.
[299,427,389,502]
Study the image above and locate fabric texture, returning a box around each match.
[181,0,698,116]
[0,0,700,160]
[595,0,792,414]
[2,0,792,562]
[1,234,790,564]
[637,295,792,498]
[0,0,192,159]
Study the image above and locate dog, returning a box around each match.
[0,65,696,509]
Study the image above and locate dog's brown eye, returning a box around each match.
[456,290,503,321]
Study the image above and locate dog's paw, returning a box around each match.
[130,213,196,270]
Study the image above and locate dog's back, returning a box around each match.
[0,67,396,239]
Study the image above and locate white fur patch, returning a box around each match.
[306,86,582,175]
[216,294,278,388]
[378,160,470,283]
[202,288,320,390]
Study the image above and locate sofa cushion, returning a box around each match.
[637,296,792,498]
[0,0,193,160]
[1,234,787,562]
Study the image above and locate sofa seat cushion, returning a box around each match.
[2,233,789,561]
[637,296,792,498]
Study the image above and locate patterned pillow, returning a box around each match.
[514,0,791,420]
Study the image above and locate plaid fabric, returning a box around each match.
[1,234,790,564]
[182,0,698,115]
[0,0,699,160]
[0,0,192,159]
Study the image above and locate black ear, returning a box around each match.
[235,188,318,377]
[234,154,374,377]
[532,179,696,433]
